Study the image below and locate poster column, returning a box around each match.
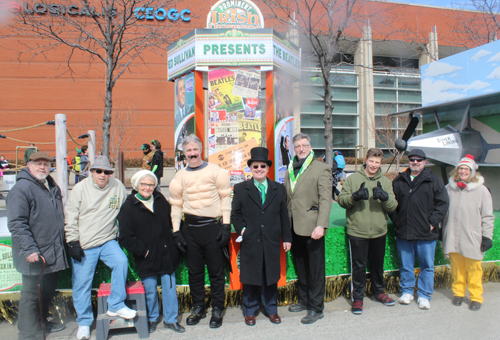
[174,73,196,171]
[195,70,205,158]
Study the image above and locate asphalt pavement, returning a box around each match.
[1,282,499,340]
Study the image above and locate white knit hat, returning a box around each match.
[131,170,157,191]
[456,154,478,177]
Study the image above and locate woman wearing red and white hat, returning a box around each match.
[442,155,495,311]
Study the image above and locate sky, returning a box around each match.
[388,0,473,9]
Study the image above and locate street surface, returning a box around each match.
[1,282,499,339]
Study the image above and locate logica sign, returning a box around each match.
[10,2,190,21]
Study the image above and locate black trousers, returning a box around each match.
[182,223,225,309]
[291,228,325,313]
[18,272,59,340]
[348,234,386,301]
[242,261,278,317]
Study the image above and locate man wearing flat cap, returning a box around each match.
[7,151,68,339]
[231,147,292,326]
[390,149,449,310]
[65,156,133,340]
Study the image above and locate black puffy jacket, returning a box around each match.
[390,168,449,241]
[118,190,180,278]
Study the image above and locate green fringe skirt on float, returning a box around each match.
[1,206,499,322]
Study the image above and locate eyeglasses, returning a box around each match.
[252,164,267,169]
[294,144,310,150]
[409,158,425,163]
[458,167,471,172]
[94,169,113,175]
[31,161,50,168]
[139,183,155,188]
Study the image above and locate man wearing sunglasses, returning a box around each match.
[65,156,132,340]
[231,147,292,326]
[390,149,449,310]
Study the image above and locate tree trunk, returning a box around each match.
[322,61,333,166]
[102,52,114,157]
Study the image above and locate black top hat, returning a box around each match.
[247,147,273,167]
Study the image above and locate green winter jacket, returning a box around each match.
[338,165,398,239]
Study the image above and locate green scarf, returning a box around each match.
[288,151,315,193]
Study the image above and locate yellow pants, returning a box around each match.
[449,252,483,303]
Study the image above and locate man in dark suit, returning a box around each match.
[231,147,292,326]
[284,133,332,324]
[174,77,194,127]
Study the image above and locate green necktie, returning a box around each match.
[258,183,266,204]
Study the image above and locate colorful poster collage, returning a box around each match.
[174,73,196,171]
[274,71,295,183]
[208,68,263,187]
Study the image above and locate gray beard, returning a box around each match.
[35,172,48,181]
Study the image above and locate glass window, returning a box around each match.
[331,74,357,86]
[398,103,420,112]
[375,129,397,149]
[374,103,397,115]
[301,114,357,128]
[302,128,358,149]
[375,116,397,129]
[302,101,358,114]
[373,75,395,88]
[374,89,397,102]
[398,90,422,103]
[331,87,357,100]
[398,78,420,89]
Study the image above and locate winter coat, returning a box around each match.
[390,168,449,241]
[442,176,494,260]
[151,150,164,179]
[334,154,345,169]
[284,160,332,236]
[118,190,181,279]
[6,169,68,275]
[338,166,398,239]
[231,179,292,286]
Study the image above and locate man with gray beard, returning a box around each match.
[7,152,68,340]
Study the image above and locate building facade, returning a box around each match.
[0,0,488,160]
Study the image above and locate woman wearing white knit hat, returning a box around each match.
[442,154,495,311]
[117,170,185,333]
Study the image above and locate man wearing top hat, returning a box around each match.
[231,147,292,326]
[7,151,68,339]
[65,156,134,340]
[390,149,449,310]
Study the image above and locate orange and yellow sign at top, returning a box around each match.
[206,0,264,29]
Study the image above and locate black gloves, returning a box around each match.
[68,241,85,262]
[481,237,493,252]
[173,231,187,253]
[372,181,389,202]
[217,224,232,248]
[352,182,369,201]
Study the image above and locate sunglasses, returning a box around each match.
[252,164,267,169]
[409,158,425,163]
[94,169,113,175]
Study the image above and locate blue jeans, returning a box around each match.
[71,240,129,326]
[396,238,437,300]
[142,273,178,324]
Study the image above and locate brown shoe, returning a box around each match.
[268,314,281,324]
[244,316,256,326]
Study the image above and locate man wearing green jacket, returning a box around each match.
[338,148,398,315]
